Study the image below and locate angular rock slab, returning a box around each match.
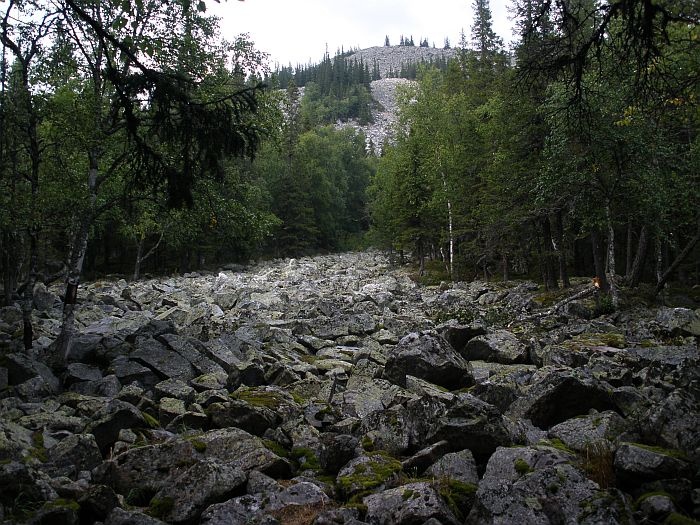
[383,331,475,390]
[364,481,461,525]
[154,459,247,523]
[506,369,620,430]
[462,330,529,364]
[467,446,603,524]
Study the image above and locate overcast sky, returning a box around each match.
[208,1,514,68]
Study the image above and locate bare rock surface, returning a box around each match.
[0,250,698,523]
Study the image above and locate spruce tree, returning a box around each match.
[470,0,503,62]
[385,35,390,46]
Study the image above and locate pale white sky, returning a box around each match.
[208,1,514,68]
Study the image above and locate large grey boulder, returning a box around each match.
[654,307,700,336]
[642,389,700,461]
[614,442,693,486]
[424,394,513,461]
[153,459,247,523]
[462,330,529,364]
[207,400,280,436]
[85,399,146,455]
[197,428,292,478]
[46,433,102,479]
[425,449,479,485]
[383,331,475,390]
[363,481,461,525]
[105,508,166,525]
[548,411,627,452]
[507,369,620,429]
[130,337,196,382]
[95,439,198,494]
[200,481,329,525]
[467,446,601,524]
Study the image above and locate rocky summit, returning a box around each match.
[0,251,699,524]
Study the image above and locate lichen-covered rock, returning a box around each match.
[383,331,475,390]
[105,507,166,525]
[197,428,292,478]
[130,337,197,382]
[425,449,479,485]
[614,442,692,486]
[46,434,102,479]
[548,411,627,452]
[467,446,599,524]
[363,481,461,525]
[153,459,246,523]
[506,369,620,429]
[95,439,198,494]
[463,330,529,364]
[641,389,700,460]
[336,454,403,500]
[424,394,512,461]
[85,399,146,455]
[200,481,329,525]
[654,307,700,336]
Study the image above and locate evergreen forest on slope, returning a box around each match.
[1,0,699,353]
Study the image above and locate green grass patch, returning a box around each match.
[147,496,175,519]
[291,447,321,471]
[514,458,532,476]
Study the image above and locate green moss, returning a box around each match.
[290,392,306,405]
[663,513,700,525]
[539,438,575,455]
[628,442,688,460]
[634,491,674,510]
[126,487,155,507]
[291,447,321,471]
[336,456,403,498]
[565,332,626,350]
[230,387,284,409]
[43,498,80,511]
[190,439,206,453]
[29,430,47,463]
[402,489,415,501]
[147,496,175,519]
[262,439,289,458]
[514,458,532,476]
[437,479,478,521]
[141,411,160,429]
[361,436,375,452]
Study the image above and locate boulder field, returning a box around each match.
[0,251,698,524]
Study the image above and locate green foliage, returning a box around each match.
[147,496,175,519]
[437,479,478,521]
[663,513,700,525]
[514,458,532,476]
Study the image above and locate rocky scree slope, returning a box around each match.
[0,251,699,524]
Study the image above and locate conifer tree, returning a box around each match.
[471,0,503,61]
[384,35,390,46]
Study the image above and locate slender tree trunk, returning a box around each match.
[55,150,98,363]
[133,236,144,281]
[628,225,648,287]
[604,202,619,308]
[625,222,633,277]
[591,230,609,292]
[440,172,454,280]
[134,229,165,280]
[552,209,570,288]
[502,253,509,281]
[1,231,17,306]
[541,216,558,290]
[655,236,664,285]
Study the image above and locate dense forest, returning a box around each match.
[370,0,699,307]
[1,0,698,353]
